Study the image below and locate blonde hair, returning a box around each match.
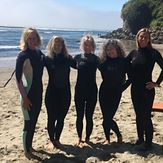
[80,35,96,53]
[47,36,69,58]
[100,39,125,63]
[136,28,152,48]
[20,27,41,51]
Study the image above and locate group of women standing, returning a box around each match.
[15,27,163,159]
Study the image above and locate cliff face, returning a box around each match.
[100,0,163,44]
[121,0,163,34]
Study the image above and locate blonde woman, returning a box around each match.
[99,40,130,145]
[73,35,100,147]
[15,27,44,159]
[44,36,76,149]
[126,28,163,150]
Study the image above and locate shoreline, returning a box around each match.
[0,42,162,69]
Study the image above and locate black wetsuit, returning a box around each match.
[98,56,130,141]
[15,48,44,153]
[44,54,76,142]
[74,53,99,140]
[126,48,163,145]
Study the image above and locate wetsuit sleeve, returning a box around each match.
[15,54,27,98]
[122,58,132,91]
[98,60,105,71]
[154,50,163,85]
[96,56,100,68]
[71,55,79,69]
[43,55,47,67]
[69,55,77,69]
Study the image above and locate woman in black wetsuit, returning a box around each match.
[44,36,76,149]
[15,28,44,159]
[74,35,100,147]
[99,40,130,145]
[126,28,163,150]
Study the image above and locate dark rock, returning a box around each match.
[100,27,163,44]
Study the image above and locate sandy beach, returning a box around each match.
[0,44,163,163]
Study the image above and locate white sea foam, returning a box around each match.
[0,45,19,49]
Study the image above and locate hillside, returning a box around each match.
[121,0,163,34]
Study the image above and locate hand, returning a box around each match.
[145,82,159,90]
[23,96,32,110]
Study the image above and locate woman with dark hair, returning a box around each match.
[44,36,76,149]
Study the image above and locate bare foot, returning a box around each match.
[82,142,92,148]
[74,138,83,148]
[82,138,92,148]
[46,141,55,151]
[103,140,111,145]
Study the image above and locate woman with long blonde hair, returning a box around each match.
[15,27,44,159]
[73,35,100,147]
[126,28,163,150]
[44,36,76,149]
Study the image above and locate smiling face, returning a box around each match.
[106,45,118,58]
[83,40,94,54]
[52,38,63,54]
[137,31,150,48]
[27,32,39,50]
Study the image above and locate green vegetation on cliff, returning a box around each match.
[121,0,163,34]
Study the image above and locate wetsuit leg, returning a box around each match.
[99,86,110,140]
[46,106,57,142]
[22,93,42,153]
[85,87,97,140]
[75,88,85,139]
[131,87,155,144]
[108,91,121,137]
[100,86,121,140]
[45,87,58,142]
[111,120,122,138]
[131,86,154,144]
[144,89,155,145]
[55,88,71,140]
[131,86,145,142]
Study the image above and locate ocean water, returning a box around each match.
[0,26,108,68]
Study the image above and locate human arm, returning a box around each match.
[146,49,163,90]
[121,57,132,91]
[15,54,32,110]
[69,55,77,69]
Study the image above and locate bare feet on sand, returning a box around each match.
[74,138,84,148]
[103,139,111,145]
[46,140,63,150]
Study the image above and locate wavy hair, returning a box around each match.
[80,35,96,53]
[47,36,69,58]
[100,39,125,63]
[20,27,41,51]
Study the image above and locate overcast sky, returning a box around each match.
[0,0,128,30]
